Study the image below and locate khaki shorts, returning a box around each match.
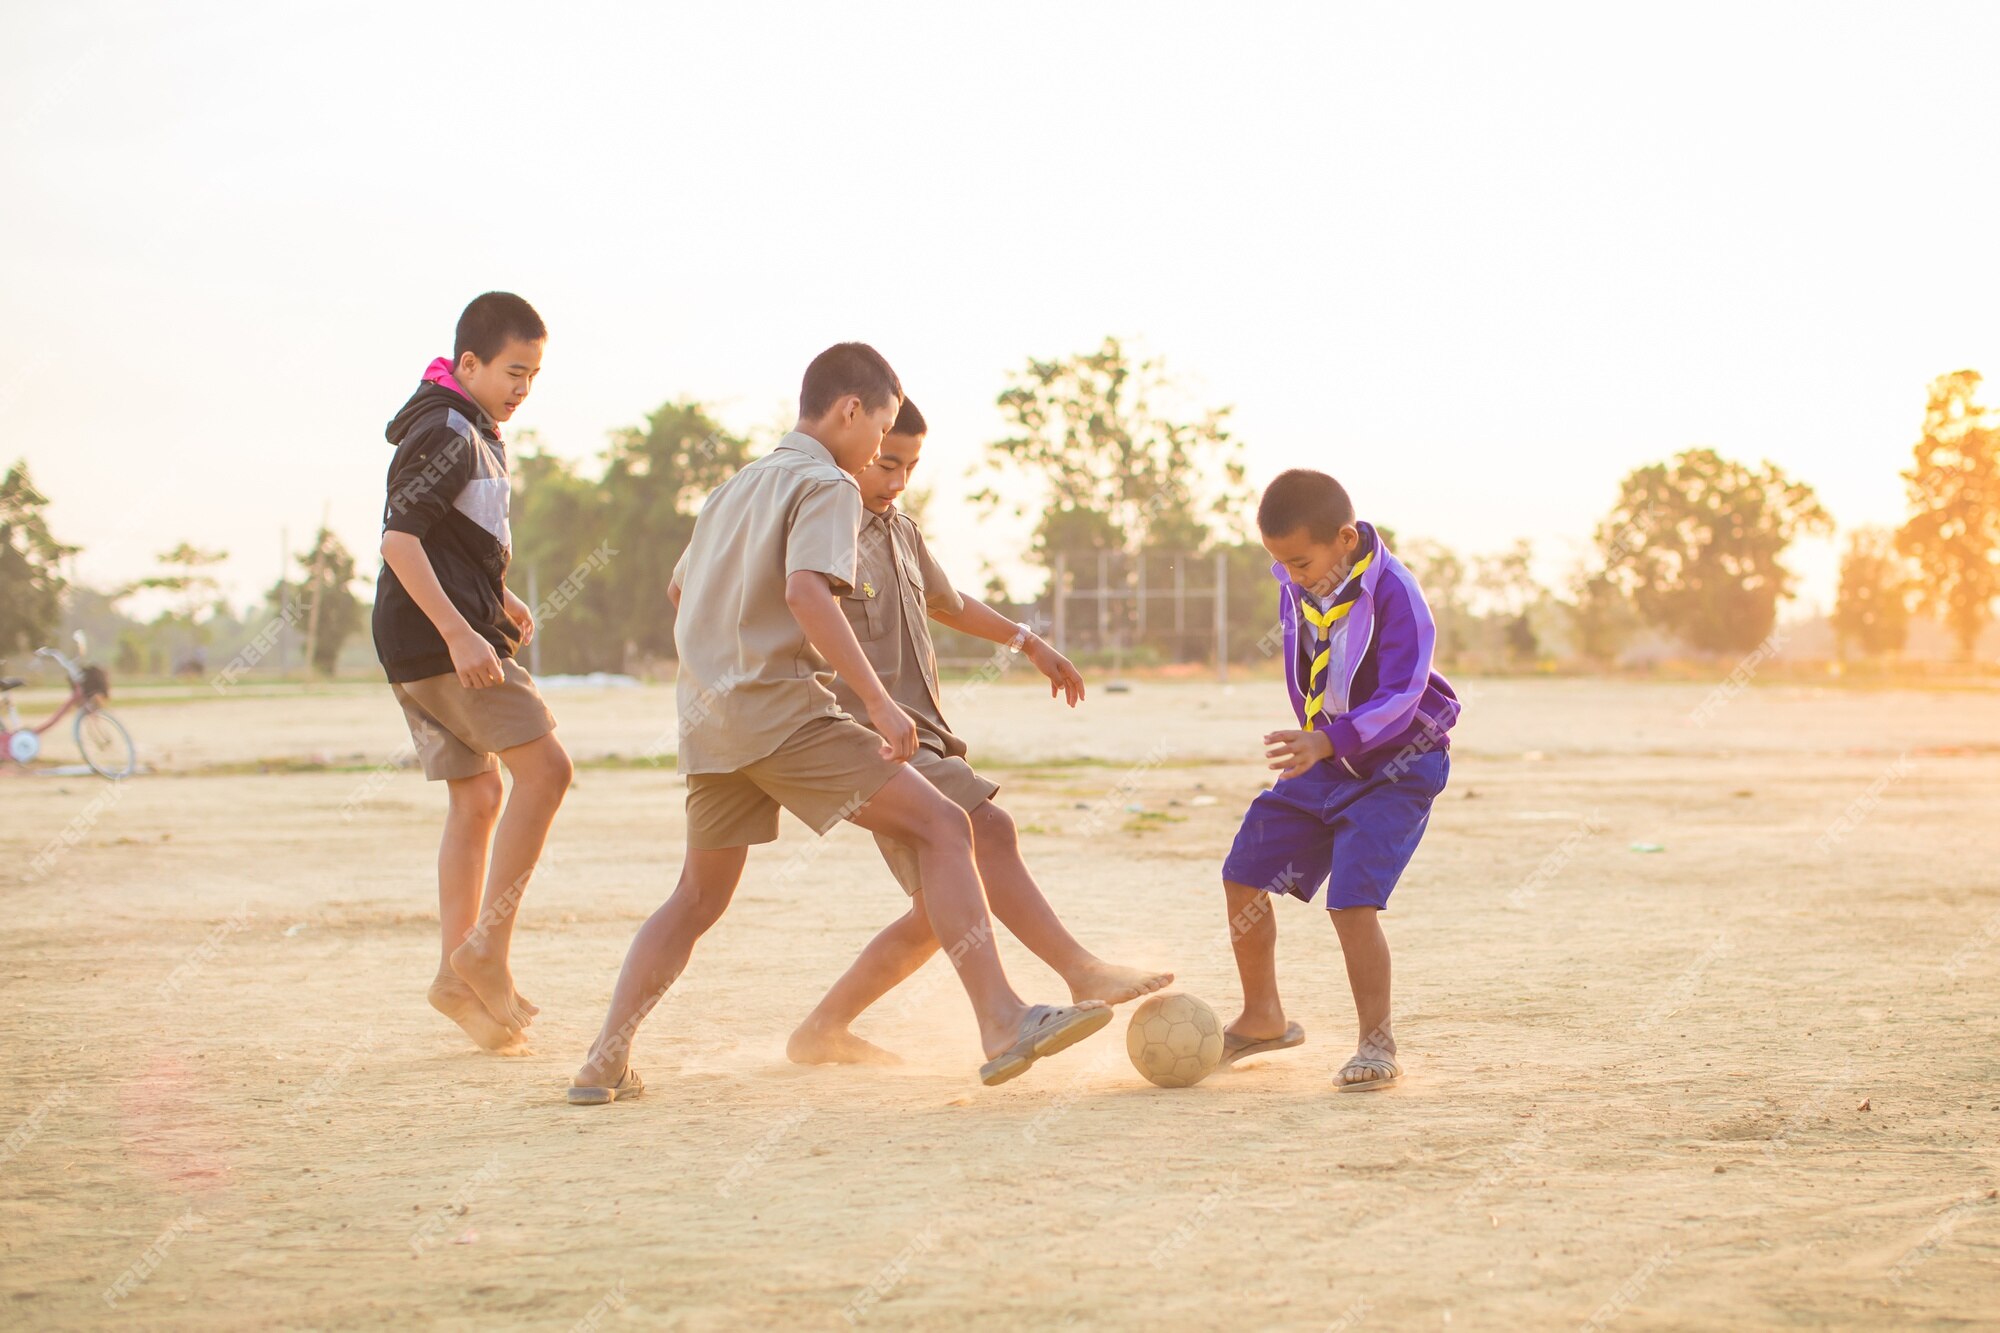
[685,715,905,848]
[391,659,558,781]
[876,748,1001,897]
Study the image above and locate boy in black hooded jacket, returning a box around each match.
[374,291,573,1054]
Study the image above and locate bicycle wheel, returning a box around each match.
[75,706,136,779]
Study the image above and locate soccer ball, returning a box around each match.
[1125,992,1225,1088]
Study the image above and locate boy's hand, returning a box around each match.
[502,588,536,646]
[1025,638,1086,707]
[448,627,506,690]
[1264,728,1333,779]
[866,695,920,762]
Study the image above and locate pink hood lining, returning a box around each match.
[422,356,474,403]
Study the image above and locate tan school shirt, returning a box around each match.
[828,504,969,758]
[671,431,864,774]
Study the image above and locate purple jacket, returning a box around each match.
[1276,522,1461,778]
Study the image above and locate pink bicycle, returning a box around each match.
[1,633,136,779]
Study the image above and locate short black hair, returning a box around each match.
[890,397,927,437]
[1257,469,1355,542]
[455,292,546,364]
[799,342,902,420]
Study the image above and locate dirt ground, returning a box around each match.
[2,675,1996,1330]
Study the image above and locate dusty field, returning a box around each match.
[2,674,1997,1330]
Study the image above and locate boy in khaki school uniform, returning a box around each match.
[788,398,1172,1066]
[569,344,1113,1103]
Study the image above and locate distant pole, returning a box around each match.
[277,525,289,677]
[1213,549,1229,685]
[1052,553,1068,653]
[1174,557,1187,651]
[527,565,543,675]
[302,529,327,680]
[1135,551,1148,639]
[1096,549,1109,654]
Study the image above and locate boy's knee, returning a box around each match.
[510,737,574,801]
[674,867,737,925]
[449,772,505,822]
[969,801,1016,848]
[907,801,973,856]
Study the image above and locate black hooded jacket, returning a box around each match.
[372,373,521,683]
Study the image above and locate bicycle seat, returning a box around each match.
[0,677,21,692]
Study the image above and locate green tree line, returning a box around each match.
[4,357,1996,677]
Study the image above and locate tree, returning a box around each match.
[1398,539,1471,667]
[1472,539,1543,665]
[277,527,361,675]
[0,461,75,656]
[510,437,616,672]
[128,542,229,668]
[974,337,1249,570]
[1565,568,1641,665]
[1831,527,1912,660]
[1898,370,2000,659]
[511,404,753,670]
[1596,448,1830,654]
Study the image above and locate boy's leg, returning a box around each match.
[450,732,573,1031]
[1318,751,1442,1087]
[1328,906,1394,1071]
[846,769,1041,1059]
[574,843,748,1088]
[427,771,520,1050]
[787,903,938,1065]
[1224,880,1289,1042]
[966,801,1172,1004]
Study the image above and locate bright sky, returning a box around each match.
[5,2,1998,617]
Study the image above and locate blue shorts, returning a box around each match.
[1221,749,1449,910]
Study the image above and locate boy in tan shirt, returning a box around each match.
[788,398,1172,1065]
[569,345,1112,1102]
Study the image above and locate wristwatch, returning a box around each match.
[1007,621,1034,654]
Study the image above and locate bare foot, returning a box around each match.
[1067,960,1175,1006]
[428,976,526,1053]
[786,1019,902,1066]
[449,937,533,1030]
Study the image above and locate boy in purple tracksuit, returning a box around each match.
[1220,469,1460,1091]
